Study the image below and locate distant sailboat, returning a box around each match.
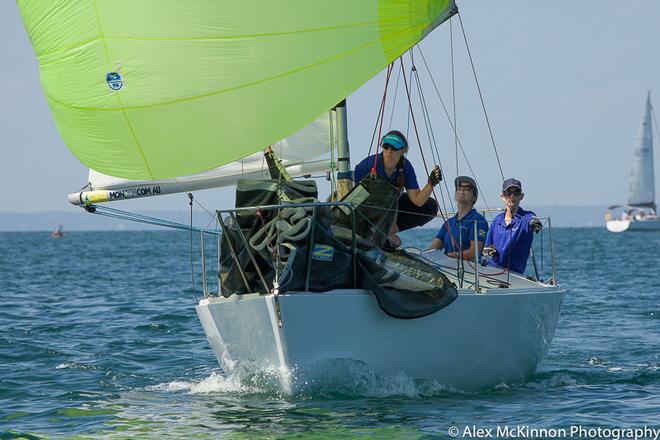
[51,225,64,238]
[606,93,660,232]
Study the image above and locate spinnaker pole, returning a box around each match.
[67,160,329,205]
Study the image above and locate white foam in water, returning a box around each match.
[526,372,578,389]
[149,358,582,397]
[148,359,466,398]
[148,363,290,396]
[56,363,74,369]
[55,362,96,371]
[292,358,458,398]
[148,372,261,395]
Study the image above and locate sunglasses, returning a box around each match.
[382,144,403,151]
[505,188,522,196]
[456,184,474,192]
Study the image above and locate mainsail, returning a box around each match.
[628,93,655,208]
[18,0,456,180]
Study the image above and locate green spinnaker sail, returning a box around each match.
[18,0,455,180]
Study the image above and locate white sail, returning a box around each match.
[628,93,655,208]
[68,113,334,205]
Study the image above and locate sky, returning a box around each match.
[1,1,660,218]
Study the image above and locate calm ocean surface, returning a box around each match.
[1,228,658,438]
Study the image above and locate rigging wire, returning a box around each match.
[651,101,660,152]
[329,109,338,199]
[84,204,220,234]
[387,63,403,129]
[408,46,509,281]
[188,193,198,301]
[409,49,455,215]
[398,56,463,258]
[367,64,395,159]
[650,101,660,214]
[450,18,459,179]
[371,64,395,172]
[416,46,496,220]
[457,11,505,181]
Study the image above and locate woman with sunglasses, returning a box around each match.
[427,176,488,260]
[353,130,441,247]
[482,178,543,273]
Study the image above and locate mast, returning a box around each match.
[627,92,655,212]
[335,100,353,199]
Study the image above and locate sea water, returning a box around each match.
[0,229,658,438]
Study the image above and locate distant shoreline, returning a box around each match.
[0,206,608,231]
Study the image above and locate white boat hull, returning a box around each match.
[196,285,565,392]
[606,218,660,232]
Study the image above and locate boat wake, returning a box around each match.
[292,358,459,398]
[146,359,658,400]
[146,358,658,400]
[148,359,466,398]
[147,367,285,396]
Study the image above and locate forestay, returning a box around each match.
[18,0,456,180]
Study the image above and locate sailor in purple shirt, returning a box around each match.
[354,130,441,247]
[483,178,543,274]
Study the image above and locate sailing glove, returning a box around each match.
[482,245,498,257]
[428,166,442,187]
[529,217,543,233]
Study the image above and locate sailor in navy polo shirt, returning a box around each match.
[428,176,488,260]
[483,178,543,274]
[354,130,441,247]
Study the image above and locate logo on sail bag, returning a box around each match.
[311,244,334,261]
[106,72,123,91]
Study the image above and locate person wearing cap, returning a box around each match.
[483,178,543,273]
[427,176,488,260]
[353,130,441,247]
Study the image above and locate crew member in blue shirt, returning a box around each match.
[354,130,441,247]
[483,178,543,273]
[427,176,488,260]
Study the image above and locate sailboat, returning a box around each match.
[51,225,64,238]
[606,93,660,232]
[18,0,565,392]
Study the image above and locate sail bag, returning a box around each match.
[219,179,457,318]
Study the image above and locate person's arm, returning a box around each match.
[482,223,498,257]
[427,224,447,251]
[527,212,542,234]
[404,163,440,207]
[427,237,444,251]
[406,184,434,207]
[353,158,367,187]
[484,224,493,247]
[446,239,485,260]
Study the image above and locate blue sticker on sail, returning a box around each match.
[311,245,334,261]
[106,72,123,91]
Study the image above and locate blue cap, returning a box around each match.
[381,131,407,150]
[502,178,522,192]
